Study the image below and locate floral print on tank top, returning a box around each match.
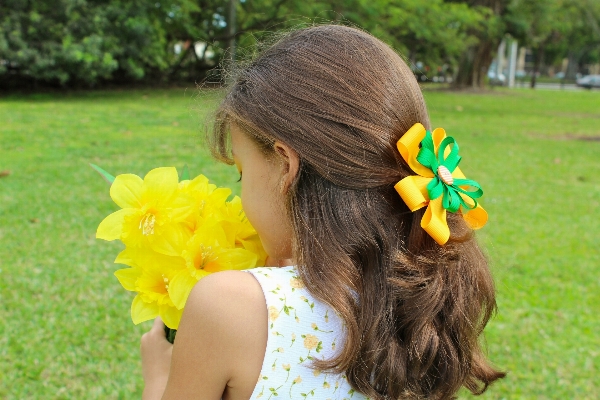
[246,266,368,400]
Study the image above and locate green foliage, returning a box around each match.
[446,0,510,88]
[1,0,599,88]
[549,0,600,67]
[0,0,206,87]
[356,0,483,70]
[503,0,600,82]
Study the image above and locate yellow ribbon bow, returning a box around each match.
[394,123,488,245]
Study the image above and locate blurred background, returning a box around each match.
[1,1,599,399]
[1,0,599,90]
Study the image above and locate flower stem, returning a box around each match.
[164,324,177,344]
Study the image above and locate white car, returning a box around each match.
[487,70,506,85]
[576,75,600,89]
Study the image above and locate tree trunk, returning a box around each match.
[455,47,475,88]
[530,44,545,89]
[565,50,580,80]
[475,40,496,87]
[454,39,497,89]
[227,0,237,67]
[166,44,194,81]
[451,0,509,89]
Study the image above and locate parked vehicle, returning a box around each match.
[576,75,600,89]
[487,70,506,86]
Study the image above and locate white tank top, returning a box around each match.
[245,266,369,400]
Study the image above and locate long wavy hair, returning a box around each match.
[208,25,504,399]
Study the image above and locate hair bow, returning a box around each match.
[394,123,487,245]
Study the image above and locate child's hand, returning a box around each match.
[141,317,173,400]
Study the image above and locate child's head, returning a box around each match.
[210,25,503,399]
[228,121,299,263]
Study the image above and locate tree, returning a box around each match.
[0,0,324,87]
[449,0,510,89]
[3,0,597,89]
[353,0,484,78]
[247,0,485,81]
[544,0,600,79]
[505,0,563,88]
[0,0,498,88]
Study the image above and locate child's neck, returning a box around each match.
[265,257,295,267]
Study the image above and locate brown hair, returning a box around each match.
[209,25,504,399]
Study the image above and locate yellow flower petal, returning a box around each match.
[160,304,183,330]
[185,174,209,189]
[142,167,179,205]
[149,223,191,256]
[137,269,169,296]
[114,267,141,291]
[131,294,159,324]
[114,248,138,267]
[110,174,143,209]
[96,208,138,241]
[169,269,202,310]
[210,188,232,206]
[239,235,268,266]
[208,248,258,272]
[227,195,242,211]
[119,214,146,247]
[189,223,228,250]
[169,196,194,222]
[136,249,187,273]
[183,174,210,194]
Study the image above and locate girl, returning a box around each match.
[140,25,504,399]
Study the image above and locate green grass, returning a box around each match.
[422,89,600,399]
[1,87,599,399]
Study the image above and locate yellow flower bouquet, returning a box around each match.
[93,165,266,342]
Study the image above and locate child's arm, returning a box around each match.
[140,318,173,400]
[141,270,268,400]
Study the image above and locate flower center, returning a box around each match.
[194,246,213,270]
[159,274,169,294]
[139,213,156,235]
[437,165,454,185]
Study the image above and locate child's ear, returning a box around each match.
[273,141,299,194]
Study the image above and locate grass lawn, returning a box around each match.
[1,87,598,399]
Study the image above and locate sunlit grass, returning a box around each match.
[1,87,598,398]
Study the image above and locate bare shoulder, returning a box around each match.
[162,270,268,400]
[183,271,268,343]
[186,270,266,315]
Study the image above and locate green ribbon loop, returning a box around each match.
[438,136,461,172]
[417,131,483,213]
[416,137,438,171]
[453,178,483,200]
